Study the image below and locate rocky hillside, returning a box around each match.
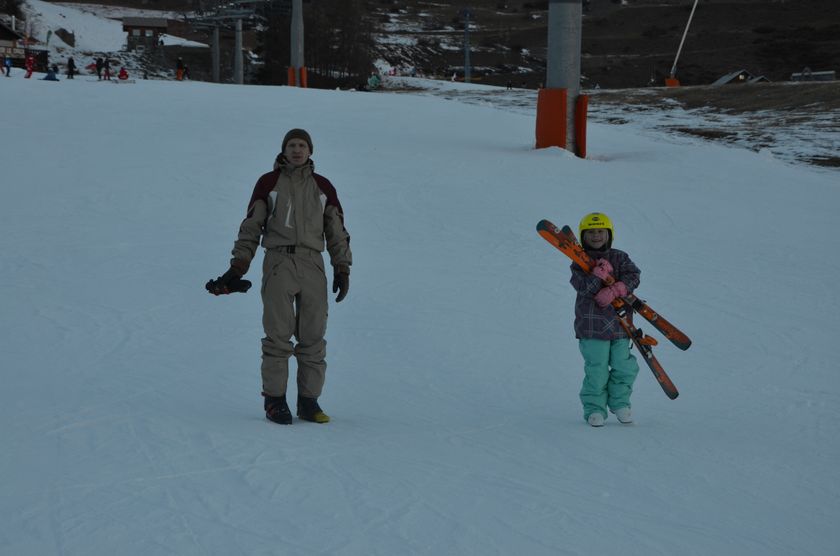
[371,0,840,88]
[47,0,840,89]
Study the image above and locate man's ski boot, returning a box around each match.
[263,393,293,425]
[297,396,330,423]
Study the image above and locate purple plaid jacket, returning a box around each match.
[570,248,641,340]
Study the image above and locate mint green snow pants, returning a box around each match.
[579,338,640,421]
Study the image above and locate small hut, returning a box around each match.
[711,69,770,86]
[123,17,168,52]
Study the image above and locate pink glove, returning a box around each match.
[594,286,617,307]
[591,258,613,281]
[611,281,628,298]
[593,281,629,307]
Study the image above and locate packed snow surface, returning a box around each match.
[1,72,839,555]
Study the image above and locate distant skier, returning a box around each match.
[569,213,641,427]
[103,59,111,80]
[95,57,103,80]
[205,129,352,426]
[24,55,34,78]
[4,56,12,77]
[66,57,76,79]
[42,66,59,81]
[176,57,184,80]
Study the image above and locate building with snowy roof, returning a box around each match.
[123,17,168,52]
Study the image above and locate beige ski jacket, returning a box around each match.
[230,157,352,275]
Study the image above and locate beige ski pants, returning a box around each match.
[260,247,328,398]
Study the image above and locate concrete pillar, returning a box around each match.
[545,0,582,152]
[290,0,304,85]
[212,26,220,83]
[234,18,243,84]
[463,9,472,83]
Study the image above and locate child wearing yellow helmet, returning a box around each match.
[571,212,641,426]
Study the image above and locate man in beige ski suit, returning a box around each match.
[207,129,352,425]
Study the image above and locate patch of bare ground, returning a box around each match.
[589,81,840,114]
[673,128,739,140]
[808,156,840,167]
[588,81,839,170]
[660,82,840,114]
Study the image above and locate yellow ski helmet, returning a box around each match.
[579,212,613,248]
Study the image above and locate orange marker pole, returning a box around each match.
[574,94,588,159]
[535,88,567,150]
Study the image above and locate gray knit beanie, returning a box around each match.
[282,128,313,153]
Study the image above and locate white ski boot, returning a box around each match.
[614,407,633,424]
[587,413,605,427]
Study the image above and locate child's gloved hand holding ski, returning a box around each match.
[591,258,613,282]
[594,281,628,307]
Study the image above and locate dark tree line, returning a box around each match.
[257,0,377,88]
[0,0,22,17]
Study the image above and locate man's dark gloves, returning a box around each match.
[206,267,251,295]
[332,266,350,302]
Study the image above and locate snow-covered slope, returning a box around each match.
[21,0,128,51]
[1,75,839,554]
[16,0,205,62]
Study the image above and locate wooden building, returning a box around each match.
[0,20,25,64]
[791,68,835,82]
[0,21,49,70]
[122,17,168,52]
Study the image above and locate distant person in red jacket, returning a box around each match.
[118,67,129,80]
[24,55,34,78]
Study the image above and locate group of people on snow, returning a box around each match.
[5,54,187,82]
[3,55,133,82]
[206,129,641,428]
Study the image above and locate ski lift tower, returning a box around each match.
[289,0,306,87]
[460,8,472,83]
[535,0,587,158]
[187,1,267,84]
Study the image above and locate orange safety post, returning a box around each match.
[574,94,588,159]
[535,88,567,149]
[287,66,297,86]
[299,66,308,88]
[665,77,680,87]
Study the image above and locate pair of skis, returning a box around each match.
[536,219,691,399]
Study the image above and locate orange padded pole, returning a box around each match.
[575,94,588,159]
[535,88,567,150]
